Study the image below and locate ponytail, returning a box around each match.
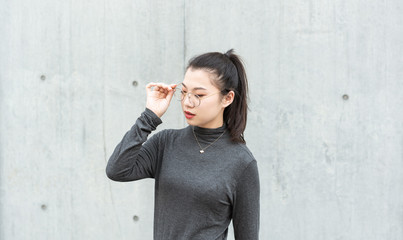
[187,49,249,143]
[223,49,248,143]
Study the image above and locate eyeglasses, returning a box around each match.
[174,85,222,107]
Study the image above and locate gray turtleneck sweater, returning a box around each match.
[106,108,260,240]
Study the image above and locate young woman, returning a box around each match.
[106,49,260,240]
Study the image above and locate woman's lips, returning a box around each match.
[184,111,195,119]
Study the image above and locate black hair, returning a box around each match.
[186,49,249,143]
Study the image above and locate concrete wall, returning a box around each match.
[1,0,402,239]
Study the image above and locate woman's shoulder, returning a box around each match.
[235,142,256,161]
[220,141,257,173]
[220,142,258,187]
[230,141,256,160]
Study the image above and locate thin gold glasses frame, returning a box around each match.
[174,83,222,107]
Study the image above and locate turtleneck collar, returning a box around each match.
[192,123,227,135]
[189,124,228,143]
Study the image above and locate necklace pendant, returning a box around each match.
[200,150,204,153]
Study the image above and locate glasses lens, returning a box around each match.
[174,86,201,107]
[191,94,200,107]
[176,92,200,106]
[175,88,184,101]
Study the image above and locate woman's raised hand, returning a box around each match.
[146,82,178,118]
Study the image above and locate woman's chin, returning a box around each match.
[185,119,196,125]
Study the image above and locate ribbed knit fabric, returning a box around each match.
[106,108,260,240]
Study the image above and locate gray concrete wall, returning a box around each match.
[1,0,402,239]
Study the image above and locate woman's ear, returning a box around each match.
[222,91,235,107]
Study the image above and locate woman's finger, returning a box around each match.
[146,82,177,96]
[146,82,156,94]
[158,83,171,91]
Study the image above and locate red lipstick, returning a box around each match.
[184,111,195,119]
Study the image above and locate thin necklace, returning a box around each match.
[192,126,226,153]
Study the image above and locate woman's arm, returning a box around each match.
[232,160,260,239]
[105,108,163,181]
[106,82,177,181]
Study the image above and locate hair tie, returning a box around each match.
[224,50,232,58]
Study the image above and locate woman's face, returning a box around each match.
[180,68,230,129]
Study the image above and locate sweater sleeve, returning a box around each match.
[105,108,163,182]
[232,160,260,240]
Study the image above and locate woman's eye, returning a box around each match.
[196,94,205,98]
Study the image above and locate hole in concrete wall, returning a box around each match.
[342,94,349,100]
[40,75,46,81]
[132,81,138,87]
[133,215,139,222]
[41,204,47,210]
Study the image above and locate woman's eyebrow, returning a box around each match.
[181,83,207,90]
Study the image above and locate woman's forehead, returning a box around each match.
[183,68,218,90]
